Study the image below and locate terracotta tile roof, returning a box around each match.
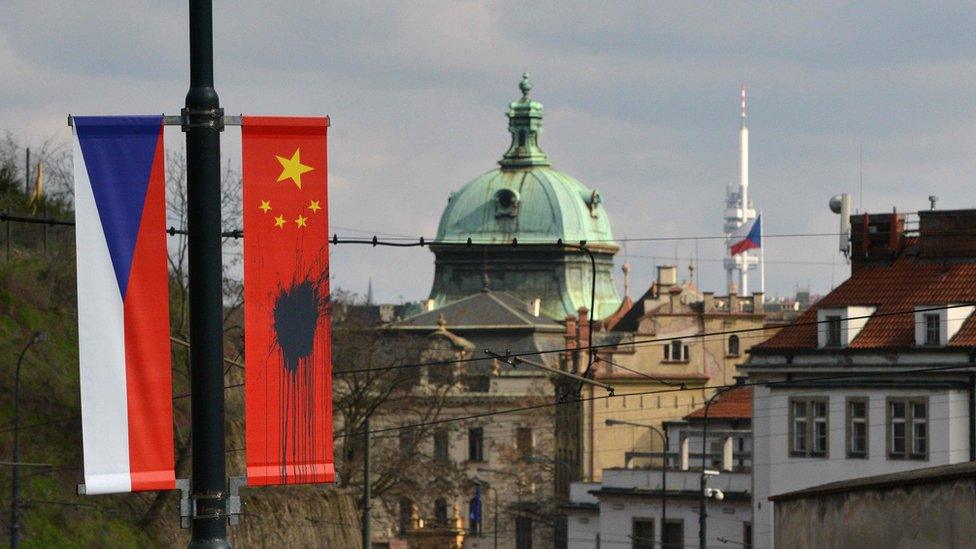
[684,387,752,420]
[756,239,976,350]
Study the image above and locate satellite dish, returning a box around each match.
[829,195,845,214]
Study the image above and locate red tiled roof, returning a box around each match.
[756,239,976,350]
[684,387,752,420]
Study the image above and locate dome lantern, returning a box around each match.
[500,72,550,169]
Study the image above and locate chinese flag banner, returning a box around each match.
[242,116,334,485]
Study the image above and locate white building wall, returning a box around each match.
[597,496,751,548]
[566,511,600,549]
[752,384,970,548]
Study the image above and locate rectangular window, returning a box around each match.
[924,314,941,345]
[826,315,842,346]
[846,398,868,458]
[399,429,414,458]
[468,427,484,462]
[789,398,829,457]
[516,516,533,549]
[743,522,753,549]
[516,427,534,460]
[665,340,686,361]
[812,401,828,455]
[434,430,449,461]
[888,398,928,460]
[662,519,683,549]
[791,400,807,454]
[632,518,654,549]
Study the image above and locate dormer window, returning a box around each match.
[826,316,842,347]
[493,188,519,218]
[914,305,974,347]
[924,314,940,346]
[817,306,875,348]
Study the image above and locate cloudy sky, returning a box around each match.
[2,1,975,303]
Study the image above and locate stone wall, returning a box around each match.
[774,475,976,548]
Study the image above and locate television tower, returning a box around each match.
[724,85,759,296]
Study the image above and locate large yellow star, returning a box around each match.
[307,200,321,213]
[295,214,308,228]
[275,148,314,190]
[273,214,286,228]
[259,200,272,213]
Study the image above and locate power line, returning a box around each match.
[332,303,971,377]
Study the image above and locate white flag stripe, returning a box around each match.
[73,133,132,495]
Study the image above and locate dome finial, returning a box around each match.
[519,71,532,100]
[500,72,549,168]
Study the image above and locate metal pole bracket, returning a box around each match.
[177,478,192,528]
[180,107,226,131]
[227,476,247,526]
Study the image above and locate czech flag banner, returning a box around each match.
[729,215,762,256]
[72,116,175,495]
[242,116,334,486]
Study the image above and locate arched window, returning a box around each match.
[728,334,741,356]
[434,497,449,525]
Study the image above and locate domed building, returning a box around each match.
[429,74,622,320]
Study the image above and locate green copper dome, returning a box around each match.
[435,73,616,246]
[428,75,623,320]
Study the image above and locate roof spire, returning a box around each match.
[500,72,550,169]
[519,71,532,99]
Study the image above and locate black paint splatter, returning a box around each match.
[273,280,319,372]
[270,262,330,484]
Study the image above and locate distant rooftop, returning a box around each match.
[756,208,976,352]
[684,387,752,420]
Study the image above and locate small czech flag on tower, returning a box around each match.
[730,215,762,256]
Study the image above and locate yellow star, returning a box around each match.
[295,214,308,228]
[275,148,314,190]
[273,215,286,228]
[259,200,272,213]
[307,200,322,213]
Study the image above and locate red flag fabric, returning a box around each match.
[243,116,334,486]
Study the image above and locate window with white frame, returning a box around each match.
[789,397,829,457]
[888,398,928,460]
[846,398,868,458]
[924,314,940,346]
[825,316,842,347]
[663,340,689,362]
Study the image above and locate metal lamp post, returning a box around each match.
[605,419,669,542]
[699,385,736,549]
[478,467,526,549]
[184,2,229,547]
[9,331,45,549]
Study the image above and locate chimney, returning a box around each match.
[529,297,541,317]
[849,211,905,272]
[657,265,677,288]
[703,291,715,312]
[424,299,436,312]
[577,307,590,347]
[752,292,764,314]
[918,209,976,259]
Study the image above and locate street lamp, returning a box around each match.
[478,467,527,549]
[10,331,45,549]
[605,419,669,540]
[699,384,738,549]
